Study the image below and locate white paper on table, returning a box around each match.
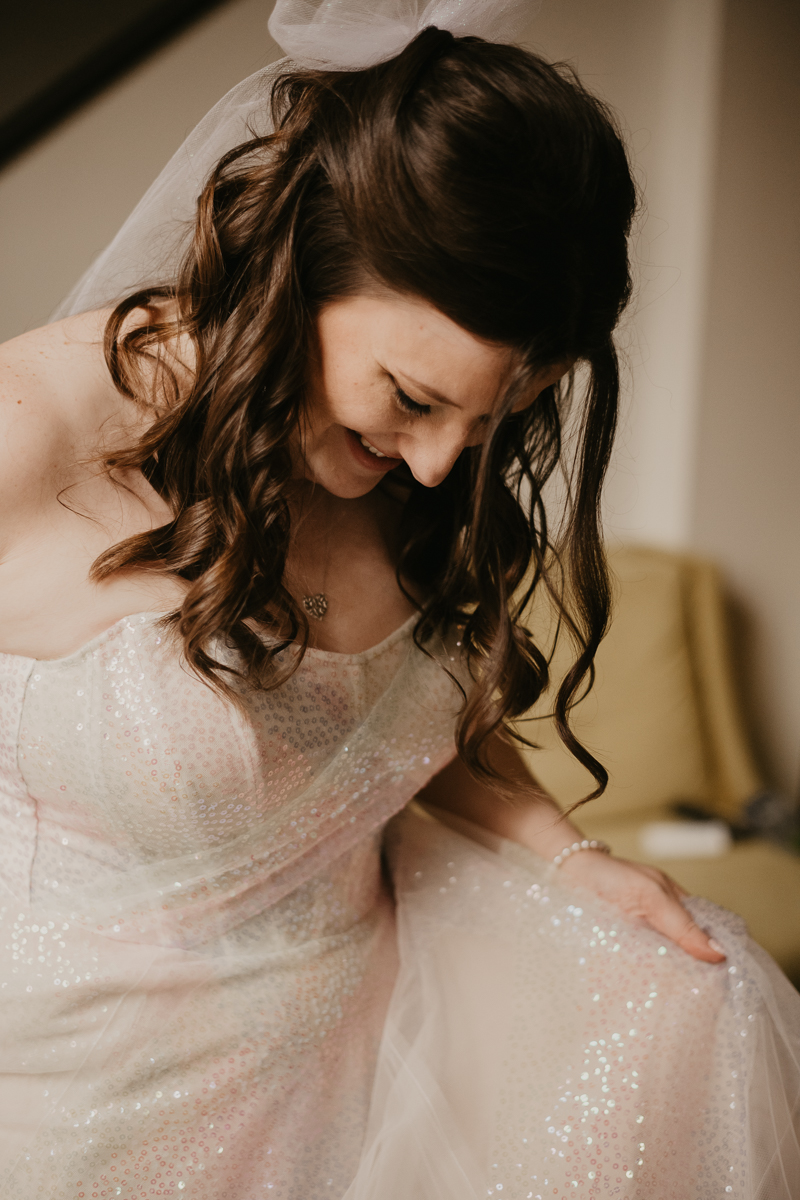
[639,820,733,859]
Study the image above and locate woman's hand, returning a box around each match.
[557,848,726,963]
[418,736,727,965]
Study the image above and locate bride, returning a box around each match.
[0,2,798,1196]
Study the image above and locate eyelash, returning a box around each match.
[394,385,431,417]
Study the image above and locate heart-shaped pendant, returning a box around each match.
[302,593,328,621]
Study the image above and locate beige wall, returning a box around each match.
[0,0,281,341]
[525,2,799,797]
[524,0,725,552]
[0,0,796,792]
[691,0,800,795]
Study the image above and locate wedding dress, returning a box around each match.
[5,1,800,1194]
[1,612,798,1199]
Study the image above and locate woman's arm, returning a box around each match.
[416,732,725,964]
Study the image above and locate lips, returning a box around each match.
[345,428,403,472]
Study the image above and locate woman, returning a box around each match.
[0,3,798,1197]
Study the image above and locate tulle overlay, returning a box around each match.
[1,616,799,1197]
[355,806,800,1199]
[0,613,458,1197]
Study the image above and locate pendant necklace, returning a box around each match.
[302,591,328,621]
[300,518,332,621]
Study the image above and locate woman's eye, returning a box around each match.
[394,385,431,417]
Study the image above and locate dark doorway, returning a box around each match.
[0,0,228,167]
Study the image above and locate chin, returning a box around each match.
[302,464,383,499]
[303,451,392,499]
[318,475,385,499]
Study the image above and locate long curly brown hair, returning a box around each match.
[94,28,637,797]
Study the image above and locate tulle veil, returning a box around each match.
[52,0,535,322]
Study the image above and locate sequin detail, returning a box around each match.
[1,616,799,1198]
[0,615,461,1197]
[346,806,798,1199]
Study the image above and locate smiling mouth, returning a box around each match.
[345,428,403,471]
[360,433,389,458]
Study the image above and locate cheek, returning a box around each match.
[464,424,489,449]
[316,382,394,435]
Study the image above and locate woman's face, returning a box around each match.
[299,291,567,498]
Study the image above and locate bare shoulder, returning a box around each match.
[0,310,116,543]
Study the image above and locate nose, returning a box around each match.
[400,425,471,489]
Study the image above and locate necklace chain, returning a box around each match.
[298,503,332,621]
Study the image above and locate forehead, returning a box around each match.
[362,288,510,352]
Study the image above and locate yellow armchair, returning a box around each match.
[514,545,800,984]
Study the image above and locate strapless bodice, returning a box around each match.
[0,611,463,946]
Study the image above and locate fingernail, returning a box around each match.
[708,938,726,957]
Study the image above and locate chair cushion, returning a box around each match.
[515,546,713,818]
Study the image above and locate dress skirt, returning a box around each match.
[2,803,799,1200]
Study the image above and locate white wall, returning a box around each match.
[691,0,800,796]
[523,0,725,551]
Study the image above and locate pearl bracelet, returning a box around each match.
[552,838,611,867]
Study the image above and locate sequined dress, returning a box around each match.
[0,612,798,1199]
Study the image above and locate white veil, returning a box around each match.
[53,0,535,320]
[268,0,531,69]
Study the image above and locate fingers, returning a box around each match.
[557,852,726,964]
[644,886,726,963]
